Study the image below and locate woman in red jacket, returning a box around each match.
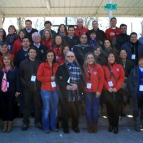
[83,52,104,133]
[41,29,53,49]
[102,51,124,134]
[13,29,26,55]
[37,49,59,134]
[50,35,66,60]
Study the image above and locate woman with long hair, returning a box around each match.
[57,24,68,37]
[0,54,20,133]
[0,28,6,45]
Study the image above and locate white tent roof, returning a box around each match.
[0,0,143,17]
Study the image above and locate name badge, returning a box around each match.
[56,56,59,60]
[31,75,36,82]
[108,81,113,87]
[86,83,92,89]
[139,85,143,91]
[131,54,136,60]
[51,81,56,88]
[41,50,44,53]
[7,82,9,88]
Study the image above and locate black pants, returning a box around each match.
[0,91,15,121]
[23,91,41,125]
[106,100,121,127]
[60,98,79,129]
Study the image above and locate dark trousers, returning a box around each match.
[106,100,121,127]
[0,91,15,121]
[60,98,79,129]
[23,91,41,125]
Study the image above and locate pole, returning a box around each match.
[0,14,3,28]
[109,0,112,27]
[65,17,67,26]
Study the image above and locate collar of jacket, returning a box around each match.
[77,43,89,49]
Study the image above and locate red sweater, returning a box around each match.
[84,64,104,93]
[41,38,53,49]
[13,38,22,55]
[105,27,120,41]
[37,62,59,90]
[50,46,63,59]
[74,26,88,37]
[102,62,125,90]
[0,52,14,65]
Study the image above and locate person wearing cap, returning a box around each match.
[40,21,56,39]
[128,56,143,131]
[105,17,120,42]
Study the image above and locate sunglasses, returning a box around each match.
[66,56,74,58]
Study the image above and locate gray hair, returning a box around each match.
[32,32,41,39]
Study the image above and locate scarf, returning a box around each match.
[66,60,82,101]
[90,39,96,48]
[1,66,11,92]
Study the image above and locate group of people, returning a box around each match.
[0,17,143,135]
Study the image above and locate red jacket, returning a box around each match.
[0,52,14,65]
[102,62,125,90]
[13,38,22,55]
[74,26,88,37]
[105,27,120,41]
[50,46,63,59]
[41,38,53,49]
[37,62,59,90]
[57,56,65,65]
[83,64,104,93]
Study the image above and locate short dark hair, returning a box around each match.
[92,20,98,24]
[25,20,32,24]
[90,31,96,35]
[130,32,137,37]
[28,46,37,53]
[44,21,52,26]
[68,25,75,30]
[110,17,117,21]
[137,56,143,63]
[120,24,127,28]
[0,42,8,47]
[22,37,30,42]
[43,49,57,63]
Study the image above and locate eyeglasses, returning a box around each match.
[66,56,74,58]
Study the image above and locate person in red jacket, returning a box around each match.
[41,29,53,49]
[58,45,70,65]
[102,51,124,134]
[37,49,59,134]
[83,52,104,133]
[75,18,88,37]
[13,29,27,55]
[105,17,120,41]
[0,42,14,65]
[50,35,66,60]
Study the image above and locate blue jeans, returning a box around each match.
[84,92,100,126]
[41,90,59,130]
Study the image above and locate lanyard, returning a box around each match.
[87,65,94,81]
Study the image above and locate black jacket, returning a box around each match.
[23,28,38,43]
[118,58,135,77]
[87,28,106,43]
[73,44,93,66]
[14,48,29,68]
[19,59,42,91]
[64,36,79,48]
[56,63,85,98]
[31,44,47,61]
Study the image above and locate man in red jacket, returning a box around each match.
[74,18,88,37]
[105,17,120,41]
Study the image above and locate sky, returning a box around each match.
[2,17,143,38]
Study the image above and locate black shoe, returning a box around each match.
[72,127,80,133]
[22,124,29,131]
[114,127,118,134]
[35,122,43,130]
[63,129,69,134]
[121,113,126,117]
[31,112,35,117]
[108,125,113,132]
[19,113,23,118]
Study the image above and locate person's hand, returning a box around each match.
[112,88,117,92]
[15,92,20,97]
[96,92,101,98]
[51,76,55,81]
[71,84,78,90]
[108,88,113,93]
[66,85,72,90]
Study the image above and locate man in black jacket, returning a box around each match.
[87,20,106,43]
[64,25,79,50]
[23,20,38,43]
[19,47,42,131]
[112,24,130,54]
[31,32,47,61]
[14,37,30,68]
